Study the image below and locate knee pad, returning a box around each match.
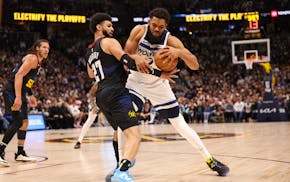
[158,106,180,119]
[17,130,27,140]
[11,111,25,129]
[2,112,24,144]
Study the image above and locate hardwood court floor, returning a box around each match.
[0,122,290,182]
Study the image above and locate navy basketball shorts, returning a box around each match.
[3,89,28,120]
[96,86,139,131]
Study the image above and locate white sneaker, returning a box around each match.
[0,152,10,167]
[15,151,37,162]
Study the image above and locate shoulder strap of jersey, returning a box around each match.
[140,24,148,43]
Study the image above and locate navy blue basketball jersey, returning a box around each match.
[86,38,128,91]
[5,59,40,95]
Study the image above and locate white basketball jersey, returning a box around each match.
[128,24,170,84]
[126,25,178,110]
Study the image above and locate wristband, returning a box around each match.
[120,54,137,70]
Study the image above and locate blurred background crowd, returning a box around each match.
[0,0,289,132]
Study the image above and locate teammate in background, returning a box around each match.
[124,8,229,176]
[0,39,50,167]
[86,12,176,182]
[73,81,121,175]
[74,82,100,149]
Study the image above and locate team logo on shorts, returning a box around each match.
[128,110,136,118]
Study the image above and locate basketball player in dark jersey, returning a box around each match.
[87,13,178,182]
[0,39,50,167]
[87,13,145,182]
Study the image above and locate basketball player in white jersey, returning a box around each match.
[124,8,229,176]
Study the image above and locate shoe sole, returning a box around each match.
[15,158,37,162]
[15,160,37,162]
[111,179,121,182]
[218,169,230,176]
[0,162,10,167]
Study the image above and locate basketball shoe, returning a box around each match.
[106,159,136,182]
[0,151,9,167]
[206,157,229,176]
[111,168,134,182]
[74,141,81,149]
[15,150,37,162]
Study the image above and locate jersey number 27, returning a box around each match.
[92,60,105,82]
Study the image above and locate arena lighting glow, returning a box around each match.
[111,17,119,22]
[133,17,149,22]
[14,12,86,23]
[86,17,118,22]
[270,10,290,18]
[278,10,290,15]
[270,10,278,18]
[184,12,259,22]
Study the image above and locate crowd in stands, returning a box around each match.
[0,1,289,132]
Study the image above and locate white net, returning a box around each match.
[244,59,254,70]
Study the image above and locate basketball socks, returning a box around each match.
[119,159,131,171]
[17,145,24,154]
[168,113,211,160]
[113,140,119,166]
[0,142,7,153]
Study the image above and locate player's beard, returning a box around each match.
[103,30,112,38]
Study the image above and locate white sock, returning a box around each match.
[168,113,211,160]
[149,111,156,123]
[118,127,125,157]
[77,111,97,142]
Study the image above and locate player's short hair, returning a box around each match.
[89,13,112,33]
[149,8,170,24]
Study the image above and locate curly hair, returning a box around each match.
[89,13,112,33]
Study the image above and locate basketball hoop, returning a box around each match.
[244,59,254,70]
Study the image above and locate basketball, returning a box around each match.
[154,48,178,72]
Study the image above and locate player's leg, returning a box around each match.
[0,111,24,166]
[148,108,157,124]
[106,128,136,182]
[147,81,229,176]
[0,91,23,166]
[110,95,141,182]
[111,125,140,182]
[168,113,229,175]
[15,118,37,162]
[113,129,120,167]
[74,111,97,149]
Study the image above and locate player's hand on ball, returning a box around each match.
[135,55,151,73]
[158,46,179,61]
[160,68,180,83]
[154,47,178,72]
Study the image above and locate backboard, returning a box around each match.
[231,38,270,64]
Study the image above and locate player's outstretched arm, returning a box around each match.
[103,38,151,73]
